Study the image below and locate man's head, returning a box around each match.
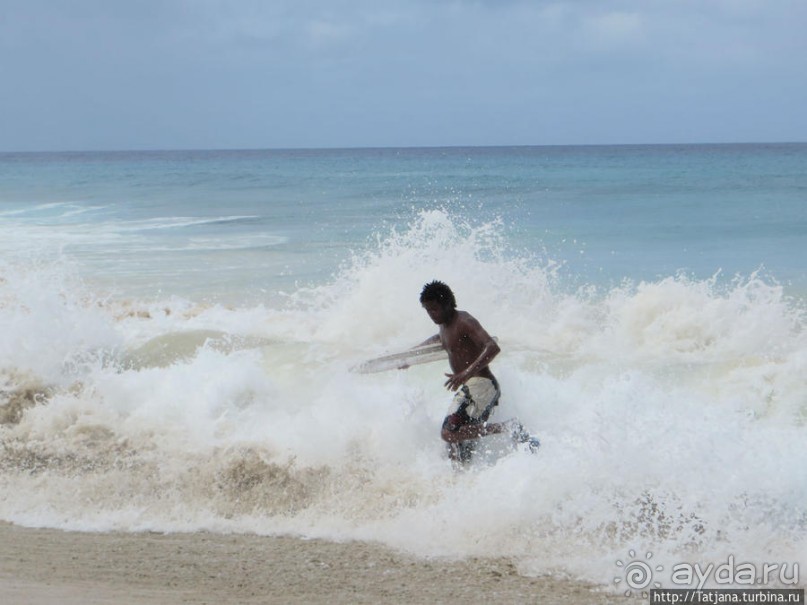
[420,280,456,324]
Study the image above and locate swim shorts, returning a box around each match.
[444,376,500,427]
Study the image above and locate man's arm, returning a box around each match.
[396,334,442,371]
[466,336,500,376]
[416,334,442,348]
[443,317,500,391]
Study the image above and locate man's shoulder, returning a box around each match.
[455,310,482,327]
[454,309,472,321]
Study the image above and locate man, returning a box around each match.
[417,280,539,464]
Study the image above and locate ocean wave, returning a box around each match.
[114,215,263,232]
[0,210,804,587]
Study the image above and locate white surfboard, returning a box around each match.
[352,342,448,374]
[352,337,498,374]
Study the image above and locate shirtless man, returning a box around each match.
[418,280,538,463]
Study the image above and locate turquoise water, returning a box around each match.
[1,144,805,300]
[1,144,805,588]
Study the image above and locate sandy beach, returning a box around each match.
[0,522,623,604]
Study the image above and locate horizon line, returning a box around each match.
[1,140,805,155]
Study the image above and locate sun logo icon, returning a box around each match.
[614,550,664,597]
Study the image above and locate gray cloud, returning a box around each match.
[1,0,804,150]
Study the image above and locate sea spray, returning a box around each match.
[1,210,804,588]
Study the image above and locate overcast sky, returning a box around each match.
[1,0,805,151]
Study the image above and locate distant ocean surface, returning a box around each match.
[1,144,805,588]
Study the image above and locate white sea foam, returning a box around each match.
[0,210,804,587]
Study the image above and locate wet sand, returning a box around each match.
[0,522,623,604]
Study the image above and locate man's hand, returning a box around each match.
[444,370,469,391]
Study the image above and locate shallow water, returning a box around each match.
[1,145,805,587]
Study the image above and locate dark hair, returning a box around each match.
[419,280,456,309]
